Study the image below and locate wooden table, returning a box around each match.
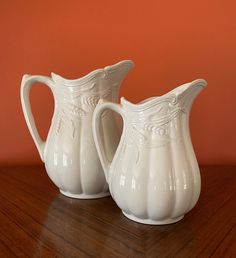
[0,166,235,257]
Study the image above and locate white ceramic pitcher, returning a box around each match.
[93,79,207,224]
[21,60,134,199]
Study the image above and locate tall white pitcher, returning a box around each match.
[21,60,134,199]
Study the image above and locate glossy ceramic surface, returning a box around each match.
[93,79,207,224]
[21,60,134,199]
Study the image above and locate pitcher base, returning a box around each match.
[60,190,110,199]
[122,212,184,225]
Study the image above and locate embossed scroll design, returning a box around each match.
[55,84,112,138]
[122,98,187,164]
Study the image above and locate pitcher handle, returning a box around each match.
[93,101,125,180]
[20,75,54,162]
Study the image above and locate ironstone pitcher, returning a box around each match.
[21,60,134,199]
[93,79,207,224]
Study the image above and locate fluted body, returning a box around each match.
[93,79,207,223]
[21,60,134,199]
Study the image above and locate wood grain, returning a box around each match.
[0,166,235,257]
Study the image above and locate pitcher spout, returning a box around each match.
[172,79,207,110]
[103,60,134,79]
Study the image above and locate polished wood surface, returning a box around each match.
[0,166,235,257]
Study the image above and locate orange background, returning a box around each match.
[1,0,236,165]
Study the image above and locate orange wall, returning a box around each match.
[1,0,236,165]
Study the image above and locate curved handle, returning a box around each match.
[92,100,125,181]
[20,74,54,162]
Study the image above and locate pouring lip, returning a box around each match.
[121,79,207,111]
[51,60,134,86]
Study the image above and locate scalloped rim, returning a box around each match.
[121,79,207,110]
[51,60,134,86]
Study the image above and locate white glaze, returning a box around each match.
[21,60,134,199]
[93,79,207,224]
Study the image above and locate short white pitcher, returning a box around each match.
[93,79,207,224]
